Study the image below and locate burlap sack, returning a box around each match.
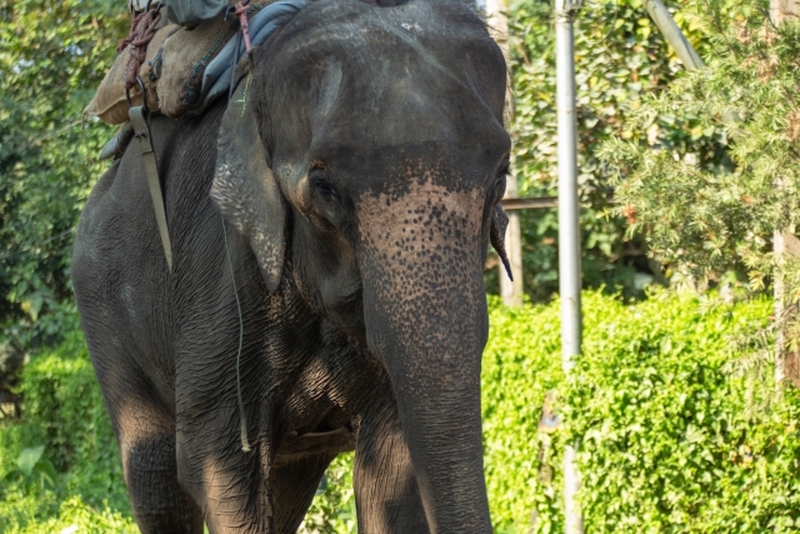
[87,1,284,123]
[155,13,241,118]
[84,23,178,125]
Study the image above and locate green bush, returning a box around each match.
[0,0,126,334]
[566,291,800,532]
[5,291,797,533]
[599,0,800,294]
[0,326,134,533]
[481,290,799,533]
[300,453,358,533]
[482,296,565,532]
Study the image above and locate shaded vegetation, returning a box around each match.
[0,0,126,346]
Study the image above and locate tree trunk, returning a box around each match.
[770,0,800,25]
[771,0,800,387]
[485,0,524,306]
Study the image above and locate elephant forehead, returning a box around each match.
[258,0,508,141]
[324,38,503,144]
[308,138,507,200]
[357,181,484,272]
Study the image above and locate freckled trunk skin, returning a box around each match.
[357,186,492,533]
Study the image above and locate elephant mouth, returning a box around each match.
[275,427,355,467]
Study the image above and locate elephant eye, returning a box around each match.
[311,171,338,200]
[308,167,355,236]
[493,159,510,201]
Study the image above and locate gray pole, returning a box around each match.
[555,0,583,531]
[644,0,705,69]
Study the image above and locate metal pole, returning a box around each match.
[555,0,583,531]
[556,1,581,365]
[644,0,705,70]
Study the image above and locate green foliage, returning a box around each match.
[36,497,138,533]
[4,293,796,532]
[19,329,126,493]
[482,296,564,531]
[300,453,358,533]
[0,494,138,534]
[480,290,799,533]
[0,0,127,343]
[1,2,128,495]
[599,0,800,294]
[508,0,708,300]
[16,445,58,488]
[564,291,800,532]
[0,318,134,532]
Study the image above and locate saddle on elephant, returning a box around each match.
[84,0,307,124]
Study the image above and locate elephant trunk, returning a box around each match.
[357,186,492,533]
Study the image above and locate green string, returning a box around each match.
[220,215,252,452]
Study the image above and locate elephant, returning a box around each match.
[72,0,512,531]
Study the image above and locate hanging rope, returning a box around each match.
[220,215,252,453]
[233,2,253,52]
[118,8,163,91]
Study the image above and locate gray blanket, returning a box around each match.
[200,0,309,107]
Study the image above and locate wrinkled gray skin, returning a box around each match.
[72,0,511,532]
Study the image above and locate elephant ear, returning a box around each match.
[211,72,286,292]
[490,205,513,281]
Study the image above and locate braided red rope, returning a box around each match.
[118,9,162,91]
[234,2,252,52]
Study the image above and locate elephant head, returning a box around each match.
[211,0,510,530]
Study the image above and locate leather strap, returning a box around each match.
[129,105,173,272]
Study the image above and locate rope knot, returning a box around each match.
[233,1,253,52]
[119,8,162,91]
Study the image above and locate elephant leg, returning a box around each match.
[113,397,204,533]
[271,453,338,533]
[354,401,429,533]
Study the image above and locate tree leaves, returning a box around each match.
[16,445,57,488]
[0,0,127,339]
[600,4,800,292]
[509,0,695,300]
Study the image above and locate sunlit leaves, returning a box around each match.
[599,4,800,291]
[481,290,798,532]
